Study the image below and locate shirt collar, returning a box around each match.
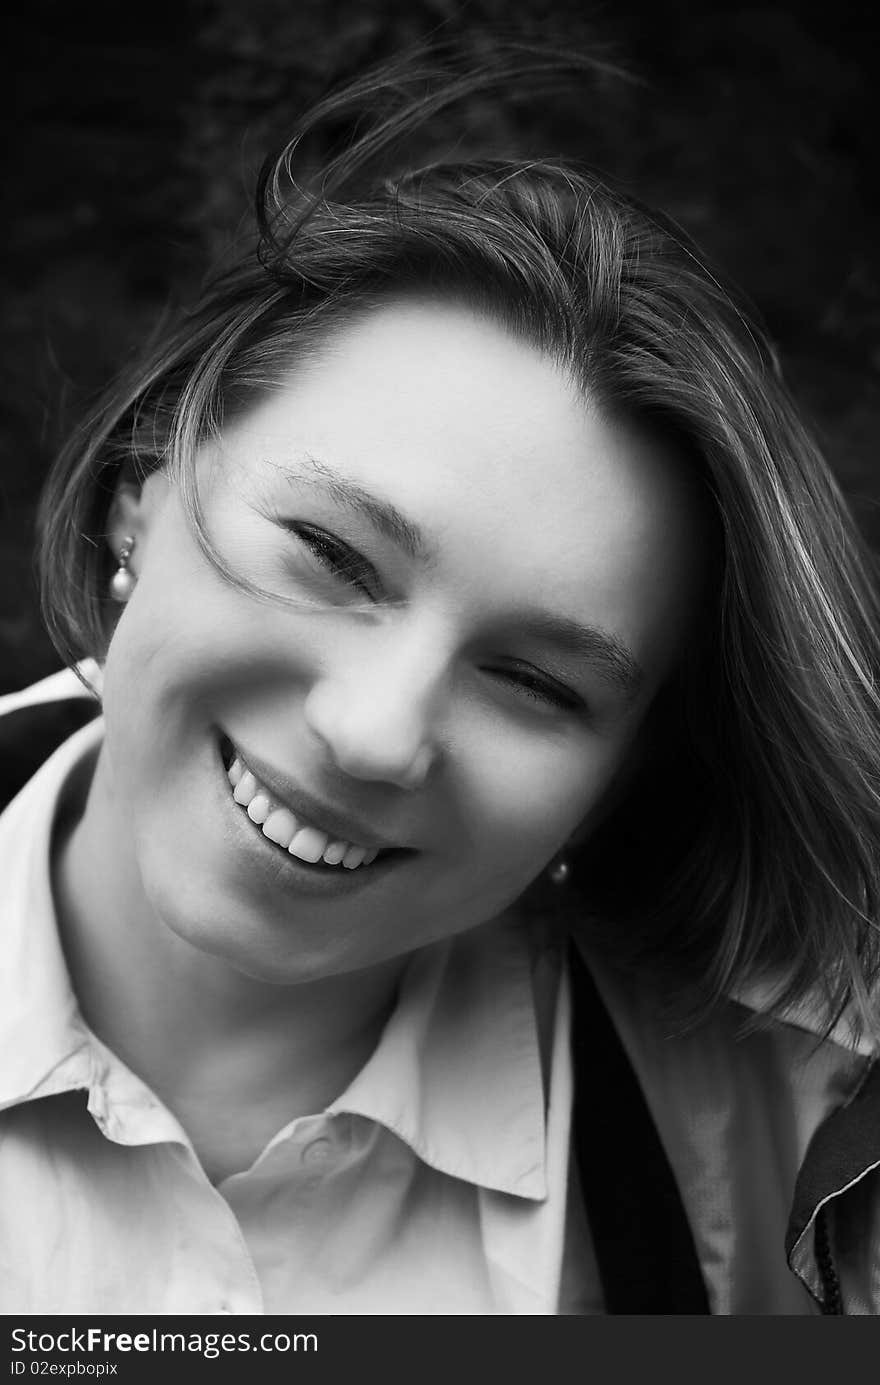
[0,709,103,1109]
[0,659,103,716]
[731,977,878,1059]
[0,665,551,1199]
[329,915,550,1200]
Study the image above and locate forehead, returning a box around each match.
[220,299,706,678]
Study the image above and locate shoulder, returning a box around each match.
[570,938,867,1313]
[0,663,102,812]
[576,941,867,1157]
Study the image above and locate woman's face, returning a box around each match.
[102,299,704,982]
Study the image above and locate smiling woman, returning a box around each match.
[81,299,698,989]
[4,45,880,1316]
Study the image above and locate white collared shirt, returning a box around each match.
[0,667,592,1315]
[6,666,876,1314]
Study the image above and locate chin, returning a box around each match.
[141,872,364,985]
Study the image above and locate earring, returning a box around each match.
[548,854,571,887]
[110,535,137,603]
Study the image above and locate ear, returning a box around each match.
[106,472,172,570]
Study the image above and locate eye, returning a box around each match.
[283,522,380,600]
[486,662,585,714]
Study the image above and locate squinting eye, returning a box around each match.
[283,522,380,599]
[488,665,584,714]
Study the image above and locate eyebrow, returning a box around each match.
[286,454,434,564]
[283,453,645,701]
[515,612,646,702]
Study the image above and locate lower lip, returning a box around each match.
[215,735,405,898]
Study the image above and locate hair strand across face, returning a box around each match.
[37,43,880,1041]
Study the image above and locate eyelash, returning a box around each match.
[490,665,584,713]
[282,521,584,715]
[285,522,380,599]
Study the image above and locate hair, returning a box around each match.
[36,44,880,1041]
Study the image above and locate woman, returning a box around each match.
[2,52,878,1315]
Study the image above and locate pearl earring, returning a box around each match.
[110,535,137,602]
[548,854,571,887]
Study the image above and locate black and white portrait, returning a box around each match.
[2,1,879,1326]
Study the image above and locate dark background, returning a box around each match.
[3,0,879,693]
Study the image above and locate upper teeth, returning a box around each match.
[227,756,379,869]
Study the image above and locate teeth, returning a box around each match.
[229,749,383,867]
[289,827,330,864]
[262,808,298,849]
[233,771,258,806]
[247,792,272,825]
[342,844,369,870]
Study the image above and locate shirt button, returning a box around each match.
[301,1137,334,1167]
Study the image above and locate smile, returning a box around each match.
[224,748,383,871]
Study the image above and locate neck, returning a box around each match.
[52,742,405,1177]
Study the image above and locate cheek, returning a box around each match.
[103,516,284,709]
[97,588,252,816]
[459,729,628,879]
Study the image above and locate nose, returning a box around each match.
[303,628,446,790]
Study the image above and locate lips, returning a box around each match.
[219,736,405,871]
